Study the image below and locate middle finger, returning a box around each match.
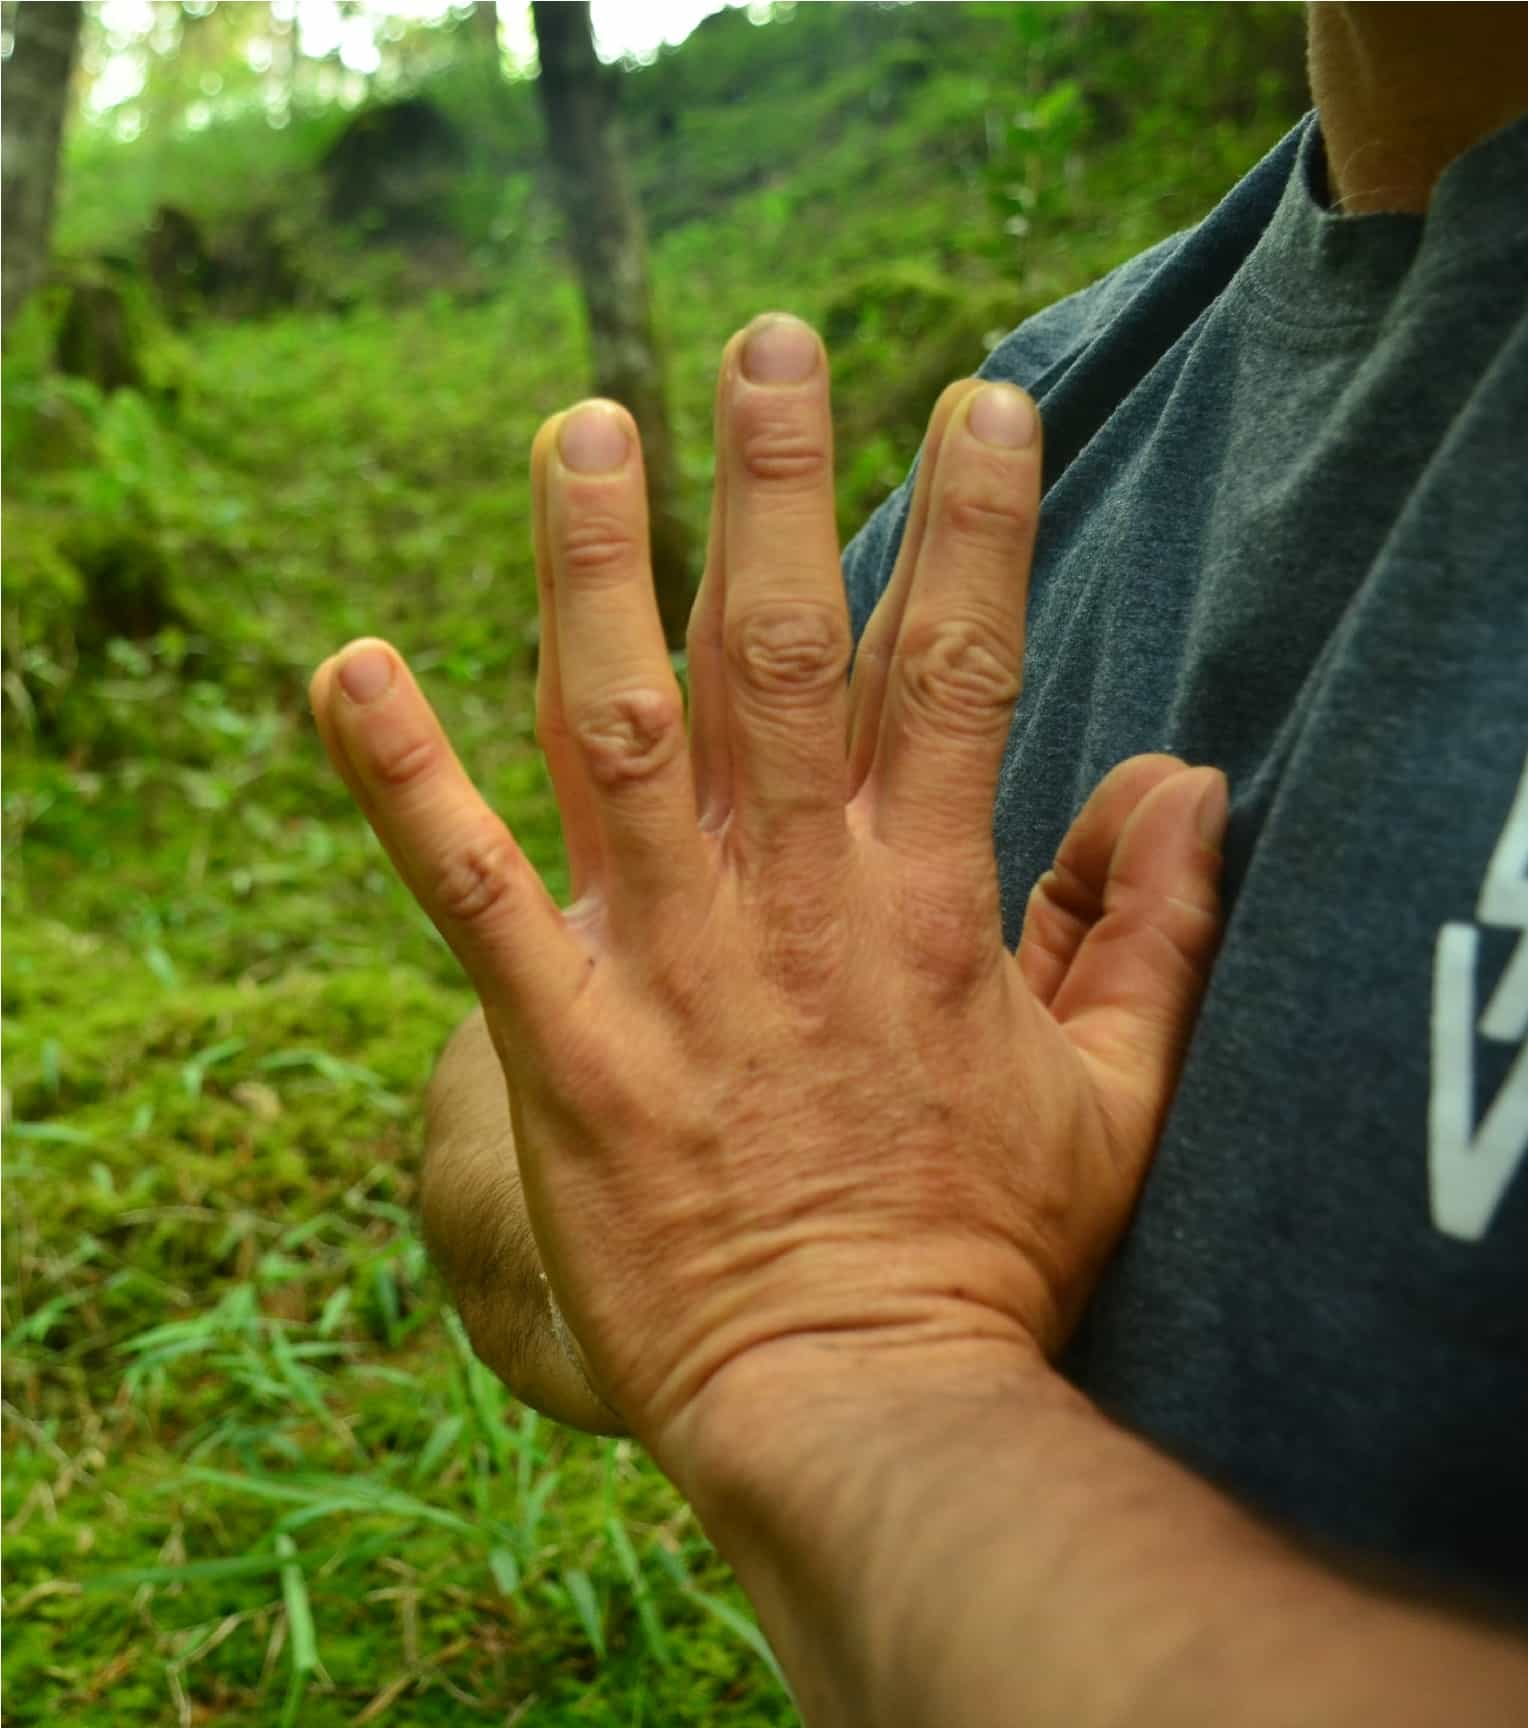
[721,314,852,871]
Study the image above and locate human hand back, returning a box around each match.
[311,315,1227,1487]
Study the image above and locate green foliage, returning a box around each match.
[4,4,1308,1722]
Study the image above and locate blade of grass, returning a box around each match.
[515,1406,539,1502]
[685,1588,789,1692]
[88,1550,328,1590]
[276,1533,317,1728]
[182,1468,484,1541]
[605,1516,669,1669]
[520,1467,561,1554]
[181,1035,246,1099]
[562,1567,606,1661]
[316,1285,350,1338]
[489,1546,521,1598]
[412,1414,465,1486]
[5,1121,98,1146]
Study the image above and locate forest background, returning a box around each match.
[2,3,1308,1723]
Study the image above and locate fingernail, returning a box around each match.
[1195,769,1229,848]
[967,383,1036,449]
[559,402,629,474]
[338,645,394,704]
[742,315,819,385]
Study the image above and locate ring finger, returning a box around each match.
[539,399,706,918]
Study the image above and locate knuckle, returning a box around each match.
[903,874,999,993]
[1019,875,1089,977]
[373,730,440,790]
[1106,881,1221,975]
[561,508,639,582]
[943,484,1033,550]
[763,895,850,1009]
[570,686,685,788]
[736,401,830,489]
[727,601,849,700]
[432,833,518,926]
[896,613,1021,733]
[1036,857,1103,927]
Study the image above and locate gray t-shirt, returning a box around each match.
[842,114,1528,1602]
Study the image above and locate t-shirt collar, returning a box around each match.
[1240,107,1528,330]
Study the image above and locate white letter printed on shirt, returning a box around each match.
[1429,752,1528,1241]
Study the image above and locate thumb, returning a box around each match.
[1051,765,1228,1131]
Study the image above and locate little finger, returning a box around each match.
[321,638,583,1029]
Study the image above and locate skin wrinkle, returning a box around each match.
[731,371,832,493]
[569,686,686,790]
[370,730,441,791]
[736,431,831,490]
[892,615,1023,740]
[432,838,518,927]
[726,599,851,700]
[558,509,642,581]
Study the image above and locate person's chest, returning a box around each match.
[1000,303,1528,1596]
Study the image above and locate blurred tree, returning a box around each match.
[2,0,83,339]
[468,2,501,69]
[531,0,693,646]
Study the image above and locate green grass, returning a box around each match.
[3,5,1308,1721]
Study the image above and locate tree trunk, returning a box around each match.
[468,2,500,67]
[2,0,83,340]
[531,1,693,645]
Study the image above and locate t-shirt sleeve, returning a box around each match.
[839,230,1192,645]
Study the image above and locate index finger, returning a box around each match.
[870,383,1041,869]
[846,376,987,800]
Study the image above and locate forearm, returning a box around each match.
[681,1342,1528,1728]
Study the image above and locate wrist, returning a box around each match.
[667,1336,1063,1727]
[677,1333,1051,1508]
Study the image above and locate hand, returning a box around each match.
[420,1006,627,1435]
[310,314,1227,1489]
